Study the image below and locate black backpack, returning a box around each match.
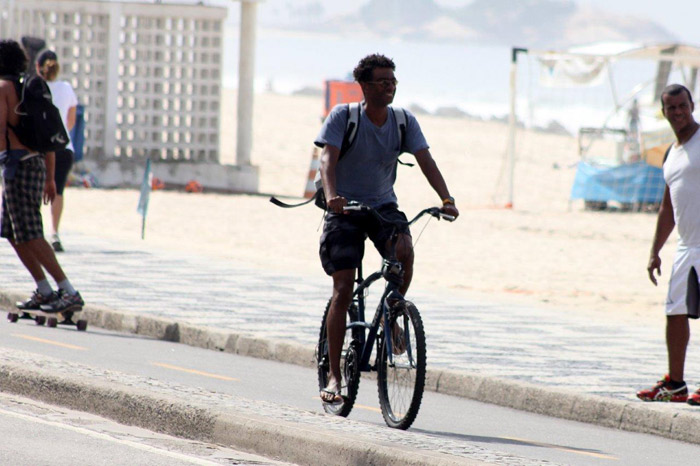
[6,74,68,152]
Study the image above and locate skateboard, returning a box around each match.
[7,308,88,331]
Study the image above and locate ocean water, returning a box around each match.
[222,28,687,133]
[222,28,513,114]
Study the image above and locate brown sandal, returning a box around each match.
[320,388,343,405]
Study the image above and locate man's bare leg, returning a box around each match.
[13,238,67,284]
[321,269,354,403]
[395,233,414,296]
[386,233,414,354]
[667,315,690,383]
[9,239,47,282]
[51,194,64,236]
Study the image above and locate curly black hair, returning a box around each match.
[661,84,694,110]
[353,54,395,83]
[0,39,28,76]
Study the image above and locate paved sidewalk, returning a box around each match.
[2,231,700,442]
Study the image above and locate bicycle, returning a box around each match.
[316,202,454,430]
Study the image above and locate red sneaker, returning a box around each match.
[637,375,688,402]
[687,388,700,406]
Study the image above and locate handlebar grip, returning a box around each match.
[440,213,456,222]
[344,205,363,211]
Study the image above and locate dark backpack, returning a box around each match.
[6,74,68,152]
[270,103,410,210]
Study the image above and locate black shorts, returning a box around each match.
[319,203,411,276]
[54,148,74,196]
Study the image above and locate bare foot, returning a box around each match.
[392,323,406,355]
[380,305,407,356]
[320,377,342,404]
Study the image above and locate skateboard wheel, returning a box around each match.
[47,317,58,328]
[8,313,18,323]
[77,320,88,332]
[35,316,46,326]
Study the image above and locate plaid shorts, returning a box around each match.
[1,154,46,244]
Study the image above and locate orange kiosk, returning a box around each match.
[323,80,363,118]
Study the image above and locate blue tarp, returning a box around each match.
[570,161,665,204]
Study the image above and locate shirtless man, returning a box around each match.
[0,39,83,313]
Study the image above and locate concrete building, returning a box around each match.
[0,0,259,192]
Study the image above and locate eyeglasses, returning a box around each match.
[367,78,398,87]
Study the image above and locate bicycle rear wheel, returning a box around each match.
[316,299,361,417]
[377,301,426,430]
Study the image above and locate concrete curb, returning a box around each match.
[2,290,699,446]
[0,362,482,466]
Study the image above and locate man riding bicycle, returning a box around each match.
[314,54,459,404]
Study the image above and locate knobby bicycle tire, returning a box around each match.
[377,301,426,430]
[316,299,361,417]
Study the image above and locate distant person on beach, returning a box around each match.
[626,98,641,162]
[314,53,459,404]
[36,49,78,253]
[0,39,84,314]
[637,84,700,404]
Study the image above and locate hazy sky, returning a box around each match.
[433,0,700,45]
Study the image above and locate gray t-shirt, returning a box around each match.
[314,104,429,207]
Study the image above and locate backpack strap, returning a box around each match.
[2,75,20,150]
[393,106,406,152]
[339,102,361,160]
[391,106,414,167]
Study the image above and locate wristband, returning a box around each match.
[442,196,455,206]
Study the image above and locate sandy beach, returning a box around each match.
[54,90,675,329]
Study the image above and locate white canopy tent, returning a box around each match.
[505,42,700,208]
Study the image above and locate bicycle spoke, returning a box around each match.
[377,302,426,430]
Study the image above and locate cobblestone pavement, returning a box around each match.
[1,231,699,404]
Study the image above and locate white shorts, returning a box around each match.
[665,246,700,318]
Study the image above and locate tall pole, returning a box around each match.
[236,0,258,166]
[104,3,122,159]
[506,47,527,209]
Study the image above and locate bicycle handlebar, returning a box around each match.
[343,203,455,225]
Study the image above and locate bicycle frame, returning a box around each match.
[317,203,452,427]
[340,204,453,372]
[347,263,399,372]
[346,221,410,372]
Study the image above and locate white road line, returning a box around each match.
[0,407,221,465]
[503,437,618,460]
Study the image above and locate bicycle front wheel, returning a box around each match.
[316,299,361,417]
[377,301,426,430]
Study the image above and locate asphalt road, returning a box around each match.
[2,318,700,466]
